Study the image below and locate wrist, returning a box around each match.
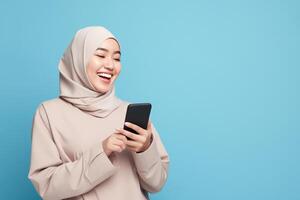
[102,141,112,156]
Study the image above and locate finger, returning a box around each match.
[116,133,128,143]
[118,128,145,142]
[110,144,123,152]
[125,140,143,149]
[112,138,126,149]
[115,129,130,142]
[113,128,120,134]
[111,131,128,141]
[147,121,152,131]
[113,143,126,152]
[126,146,136,152]
[124,122,147,135]
[112,137,124,145]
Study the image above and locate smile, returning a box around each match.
[97,72,112,80]
[97,72,113,83]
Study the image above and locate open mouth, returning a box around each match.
[97,72,113,83]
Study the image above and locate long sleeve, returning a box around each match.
[131,123,169,193]
[28,104,116,200]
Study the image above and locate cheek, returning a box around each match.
[115,64,122,75]
[86,62,99,81]
[87,58,100,70]
[86,66,93,79]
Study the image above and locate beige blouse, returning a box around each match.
[28,98,169,200]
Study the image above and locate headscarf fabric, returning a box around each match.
[58,26,122,118]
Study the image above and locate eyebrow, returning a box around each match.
[96,47,121,55]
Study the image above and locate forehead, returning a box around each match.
[98,38,120,51]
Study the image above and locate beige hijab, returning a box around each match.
[58,26,122,118]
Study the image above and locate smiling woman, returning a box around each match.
[27,26,169,200]
[86,39,122,93]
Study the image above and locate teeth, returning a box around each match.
[98,73,112,79]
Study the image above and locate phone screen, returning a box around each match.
[123,103,152,134]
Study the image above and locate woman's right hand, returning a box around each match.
[102,132,127,157]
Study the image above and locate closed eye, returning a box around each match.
[96,54,105,58]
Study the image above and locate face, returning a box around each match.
[86,38,121,93]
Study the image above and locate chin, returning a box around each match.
[92,76,116,93]
[95,85,111,93]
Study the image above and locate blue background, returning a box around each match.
[0,0,299,199]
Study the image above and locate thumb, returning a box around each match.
[147,120,152,131]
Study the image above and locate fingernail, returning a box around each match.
[125,122,129,126]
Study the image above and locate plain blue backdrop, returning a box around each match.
[0,0,299,199]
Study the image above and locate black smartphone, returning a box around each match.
[123,103,152,137]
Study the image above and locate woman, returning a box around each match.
[28,26,169,200]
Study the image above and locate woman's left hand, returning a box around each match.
[116,121,153,153]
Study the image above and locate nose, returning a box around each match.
[104,58,114,70]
